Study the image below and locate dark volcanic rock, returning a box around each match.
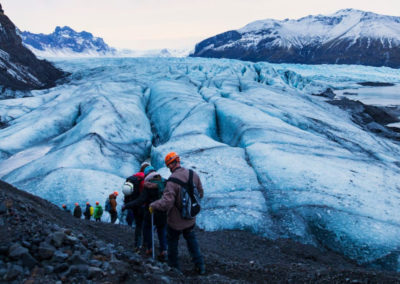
[1,179,400,283]
[358,82,395,87]
[0,5,67,91]
[329,97,400,141]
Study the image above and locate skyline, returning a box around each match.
[2,0,400,50]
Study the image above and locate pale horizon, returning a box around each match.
[2,0,400,50]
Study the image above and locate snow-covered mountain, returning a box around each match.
[192,9,400,68]
[21,26,191,58]
[0,5,65,91]
[0,57,400,270]
[115,47,192,58]
[21,26,116,57]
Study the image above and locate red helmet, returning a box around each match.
[75,202,79,206]
[86,202,90,205]
[62,204,66,208]
[165,152,180,166]
[96,201,99,205]
[113,191,119,196]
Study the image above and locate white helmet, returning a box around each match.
[122,182,134,196]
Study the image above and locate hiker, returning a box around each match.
[84,202,93,220]
[106,191,118,223]
[123,166,167,260]
[73,203,82,219]
[140,162,150,173]
[149,152,205,274]
[122,172,146,252]
[62,204,71,213]
[93,201,103,222]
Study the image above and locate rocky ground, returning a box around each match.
[1,180,400,283]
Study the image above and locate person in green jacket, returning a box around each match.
[93,201,103,222]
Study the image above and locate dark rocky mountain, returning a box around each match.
[0,4,66,91]
[2,179,400,282]
[21,26,116,57]
[191,9,400,68]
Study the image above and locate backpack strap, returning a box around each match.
[168,170,195,197]
[167,177,186,188]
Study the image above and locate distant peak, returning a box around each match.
[54,26,74,33]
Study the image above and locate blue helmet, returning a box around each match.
[144,166,155,176]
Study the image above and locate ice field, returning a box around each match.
[0,57,400,269]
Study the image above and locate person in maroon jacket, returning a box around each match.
[150,152,205,275]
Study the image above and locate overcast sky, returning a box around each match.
[2,0,400,50]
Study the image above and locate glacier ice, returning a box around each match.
[0,57,400,269]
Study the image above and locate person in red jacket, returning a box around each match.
[150,152,205,275]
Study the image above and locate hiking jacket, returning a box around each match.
[109,194,117,213]
[94,205,103,219]
[73,206,82,218]
[125,173,163,209]
[84,205,91,218]
[150,167,204,231]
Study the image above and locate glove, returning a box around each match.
[149,206,153,214]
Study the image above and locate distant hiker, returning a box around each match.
[94,201,103,222]
[73,203,82,219]
[84,202,93,220]
[122,171,146,251]
[149,152,205,274]
[106,191,118,223]
[62,204,71,213]
[124,166,167,260]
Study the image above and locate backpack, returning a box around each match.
[168,170,201,220]
[126,175,144,198]
[105,198,111,212]
[149,177,167,200]
[90,206,94,216]
[97,206,103,216]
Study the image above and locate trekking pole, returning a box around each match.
[151,212,155,260]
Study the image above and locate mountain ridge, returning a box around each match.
[21,26,116,57]
[191,9,400,67]
[0,4,66,91]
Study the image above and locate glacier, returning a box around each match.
[0,57,400,269]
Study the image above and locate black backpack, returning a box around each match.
[126,175,144,199]
[168,170,201,220]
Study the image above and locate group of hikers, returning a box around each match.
[61,201,105,221]
[60,152,206,275]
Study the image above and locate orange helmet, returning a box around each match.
[62,204,66,208]
[113,191,119,196]
[165,152,180,166]
[75,203,79,206]
[96,201,99,205]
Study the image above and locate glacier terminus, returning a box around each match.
[0,57,400,270]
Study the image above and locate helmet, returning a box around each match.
[165,152,179,166]
[96,201,99,205]
[122,182,134,196]
[62,204,66,208]
[113,191,119,196]
[144,166,155,176]
[86,202,90,205]
[75,203,79,206]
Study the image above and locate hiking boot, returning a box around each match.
[195,264,206,275]
[157,251,168,262]
[145,249,152,257]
